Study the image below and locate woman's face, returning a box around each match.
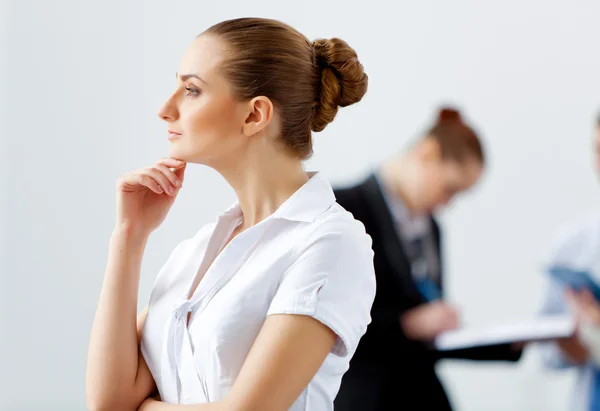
[407,140,483,213]
[416,156,483,213]
[157,35,250,166]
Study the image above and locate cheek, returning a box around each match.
[182,96,241,139]
[170,97,244,163]
[421,170,445,200]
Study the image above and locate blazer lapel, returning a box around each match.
[358,174,425,303]
[430,217,443,290]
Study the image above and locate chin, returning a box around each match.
[167,145,194,163]
[168,147,213,167]
[167,149,185,162]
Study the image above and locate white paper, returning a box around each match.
[434,314,575,351]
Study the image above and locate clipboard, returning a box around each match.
[434,314,575,350]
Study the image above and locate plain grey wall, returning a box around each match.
[2,0,600,410]
[1,0,8,372]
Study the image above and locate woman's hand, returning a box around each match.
[566,288,600,325]
[566,288,600,366]
[550,287,600,365]
[400,300,460,341]
[115,158,186,236]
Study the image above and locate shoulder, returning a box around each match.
[293,204,376,310]
[268,206,376,357]
[549,211,600,253]
[546,211,600,268]
[298,203,374,260]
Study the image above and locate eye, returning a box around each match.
[185,86,200,97]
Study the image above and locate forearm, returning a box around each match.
[87,226,149,408]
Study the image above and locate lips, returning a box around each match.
[168,129,182,140]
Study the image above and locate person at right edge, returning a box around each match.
[537,111,600,411]
[333,107,523,411]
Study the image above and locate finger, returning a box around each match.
[135,174,163,194]
[174,162,187,183]
[156,158,187,184]
[156,157,186,169]
[442,319,459,331]
[143,168,176,195]
[578,302,600,325]
[448,312,460,328]
[576,293,595,311]
[565,290,578,307]
[441,303,459,318]
[581,289,595,303]
[155,163,182,189]
[588,308,600,324]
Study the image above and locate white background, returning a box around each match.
[2,0,599,409]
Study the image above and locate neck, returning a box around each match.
[215,143,308,228]
[380,154,423,216]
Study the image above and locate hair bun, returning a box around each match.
[310,38,368,132]
[438,107,462,123]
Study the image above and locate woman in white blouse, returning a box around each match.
[85,17,375,411]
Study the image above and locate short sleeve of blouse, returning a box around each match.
[266,217,376,357]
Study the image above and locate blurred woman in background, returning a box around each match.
[333,107,522,411]
[539,112,600,411]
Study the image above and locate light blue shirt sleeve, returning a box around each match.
[535,213,600,411]
[537,276,577,369]
[537,213,600,371]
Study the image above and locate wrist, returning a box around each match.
[113,222,150,240]
[111,223,150,248]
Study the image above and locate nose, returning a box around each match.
[158,94,179,122]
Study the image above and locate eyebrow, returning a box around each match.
[176,72,208,85]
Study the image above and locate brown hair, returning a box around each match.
[203,18,368,159]
[426,107,485,165]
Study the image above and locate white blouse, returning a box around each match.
[140,171,376,410]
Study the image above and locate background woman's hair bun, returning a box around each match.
[310,38,368,132]
[437,107,462,123]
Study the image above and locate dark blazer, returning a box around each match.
[333,174,522,411]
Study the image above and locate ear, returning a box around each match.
[415,137,442,164]
[242,96,274,137]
